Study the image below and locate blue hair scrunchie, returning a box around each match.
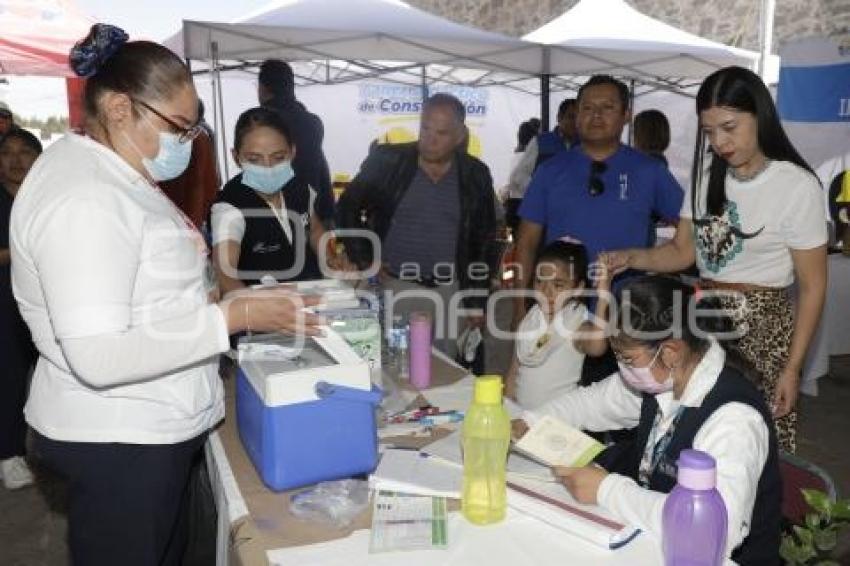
[69,24,129,78]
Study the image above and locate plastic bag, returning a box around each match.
[290,479,370,528]
[377,369,418,421]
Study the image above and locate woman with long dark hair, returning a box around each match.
[603,66,828,453]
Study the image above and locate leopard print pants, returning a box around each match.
[719,288,796,453]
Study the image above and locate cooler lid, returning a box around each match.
[238,329,372,405]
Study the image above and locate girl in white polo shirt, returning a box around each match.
[9,25,322,566]
[605,66,828,453]
[504,240,610,409]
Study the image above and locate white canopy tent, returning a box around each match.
[524,0,772,90]
[522,0,776,185]
[166,0,777,138]
[163,0,548,177]
[166,0,541,91]
[165,0,771,184]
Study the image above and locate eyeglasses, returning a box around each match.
[612,345,661,369]
[588,160,607,196]
[133,99,202,144]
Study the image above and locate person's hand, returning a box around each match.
[327,249,358,274]
[773,365,801,418]
[598,250,631,277]
[552,465,608,505]
[221,288,325,336]
[511,419,529,441]
[504,380,517,402]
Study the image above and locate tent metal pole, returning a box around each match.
[627,79,635,144]
[211,41,230,180]
[758,0,776,79]
[541,47,551,131]
[421,65,428,101]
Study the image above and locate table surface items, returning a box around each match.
[209,352,668,565]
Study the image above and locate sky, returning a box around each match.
[2,0,271,120]
[76,0,271,42]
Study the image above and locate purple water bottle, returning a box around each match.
[408,311,432,389]
[662,449,728,566]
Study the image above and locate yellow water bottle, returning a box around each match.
[461,375,511,525]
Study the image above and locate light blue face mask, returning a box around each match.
[241,161,295,195]
[142,131,193,182]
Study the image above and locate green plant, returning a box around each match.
[780,489,850,565]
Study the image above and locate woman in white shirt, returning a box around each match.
[604,66,827,453]
[10,25,322,566]
[512,276,780,565]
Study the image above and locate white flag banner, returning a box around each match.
[778,37,850,175]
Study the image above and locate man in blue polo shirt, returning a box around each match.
[513,75,683,328]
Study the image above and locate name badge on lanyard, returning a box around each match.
[638,406,685,487]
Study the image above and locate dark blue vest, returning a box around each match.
[600,366,781,565]
[216,175,321,286]
[534,130,569,169]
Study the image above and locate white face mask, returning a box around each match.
[617,347,674,394]
[124,112,193,182]
[241,160,295,194]
[142,130,192,182]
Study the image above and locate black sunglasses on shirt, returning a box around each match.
[588,160,607,197]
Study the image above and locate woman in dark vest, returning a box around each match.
[211,107,338,292]
[512,276,780,565]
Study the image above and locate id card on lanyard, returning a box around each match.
[638,405,685,487]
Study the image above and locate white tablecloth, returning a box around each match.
[802,254,850,395]
[266,508,664,565]
[206,350,741,566]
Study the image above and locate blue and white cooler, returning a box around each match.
[236,330,382,491]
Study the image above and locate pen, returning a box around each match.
[389,406,440,423]
[419,412,464,426]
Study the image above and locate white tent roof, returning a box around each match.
[167,0,542,84]
[165,0,774,95]
[524,0,759,80]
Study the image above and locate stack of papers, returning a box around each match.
[369,449,462,499]
[420,375,523,418]
[419,430,640,550]
[370,490,448,553]
[421,430,556,483]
